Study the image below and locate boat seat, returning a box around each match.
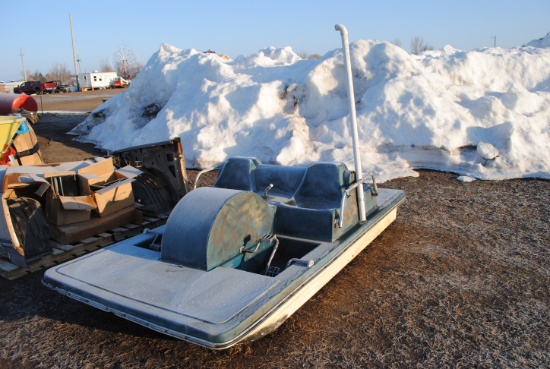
[211,157,359,242]
[253,164,306,200]
[273,162,354,242]
[213,157,260,191]
[293,162,348,209]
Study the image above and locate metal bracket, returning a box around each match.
[263,234,279,276]
[193,164,221,190]
[143,228,161,251]
[239,241,261,254]
[240,233,275,255]
[338,173,378,228]
[286,258,315,268]
[263,183,274,198]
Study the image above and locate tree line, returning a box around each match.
[22,58,117,82]
[26,36,432,81]
[300,36,434,60]
[390,36,433,55]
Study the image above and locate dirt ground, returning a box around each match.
[34,88,123,113]
[0,93,548,368]
[32,89,121,162]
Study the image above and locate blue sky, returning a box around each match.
[1,0,548,82]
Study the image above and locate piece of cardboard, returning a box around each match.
[44,189,95,226]
[5,173,50,196]
[77,157,139,217]
[58,195,97,210]
[77,157,116,185]
[43,172,97,226]
[115,165,142,179]
[93,176,135,217]
[12,128,43,166]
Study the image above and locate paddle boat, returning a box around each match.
[43,156,404,348]
[42,25,405,349]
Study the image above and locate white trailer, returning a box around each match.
[77,72,118,90]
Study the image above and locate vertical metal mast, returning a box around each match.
[20,48,27,81]
[335,24,366,222]
[69,13,80,91]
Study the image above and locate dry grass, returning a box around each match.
[0,110,548,368]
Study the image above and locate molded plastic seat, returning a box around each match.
[293,163,349,209]
[253,164,306,200]
[213,157,261,191]
[274,162,354,242]
[212,157,360,242]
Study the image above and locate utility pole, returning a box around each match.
[20,48,27,81]
[69,13,80,91]
[491,36,497,48]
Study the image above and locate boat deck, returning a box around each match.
[44,188,404,348]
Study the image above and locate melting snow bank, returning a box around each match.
[71,39,550,182]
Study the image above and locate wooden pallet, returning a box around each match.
[0,215,167,280]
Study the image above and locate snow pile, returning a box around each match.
[71,36,550,182]
[526,32,550,48]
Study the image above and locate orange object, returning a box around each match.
[0,94,38,115]
[1,145,17,165]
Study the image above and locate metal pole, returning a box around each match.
[334,24,367,223]
[20,48,27,81]
[70,13,80,91]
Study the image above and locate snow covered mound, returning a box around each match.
[526,32,550,48]
[71,39,550,181]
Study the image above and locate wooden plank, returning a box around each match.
[136,215,167,230]
[0,258,21,273]
[118,223,141,238]
[50,207,139,244]
[0,210,168,280]
[0,266,29,280]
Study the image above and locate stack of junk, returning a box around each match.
[0,109,189,270]
[0,93,42,166]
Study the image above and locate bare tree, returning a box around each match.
[46,63,71,82]
[132,61,143,78]
[410,36,433,55]
[99,58,114,72]
[392,39,402,48]
[20,70,31,81]
[298,52,321,60]
[29,70,45,82]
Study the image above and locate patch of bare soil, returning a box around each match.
[32,114,105,163]
[0,111,548,368]
[34,89,123,113]
[31,88,125,162]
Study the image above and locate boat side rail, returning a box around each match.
[338,173,378,228]
[193,164,221,189]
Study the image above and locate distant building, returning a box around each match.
[77,72,118,90]
[203,49,230,60]
[0,81,25,93]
